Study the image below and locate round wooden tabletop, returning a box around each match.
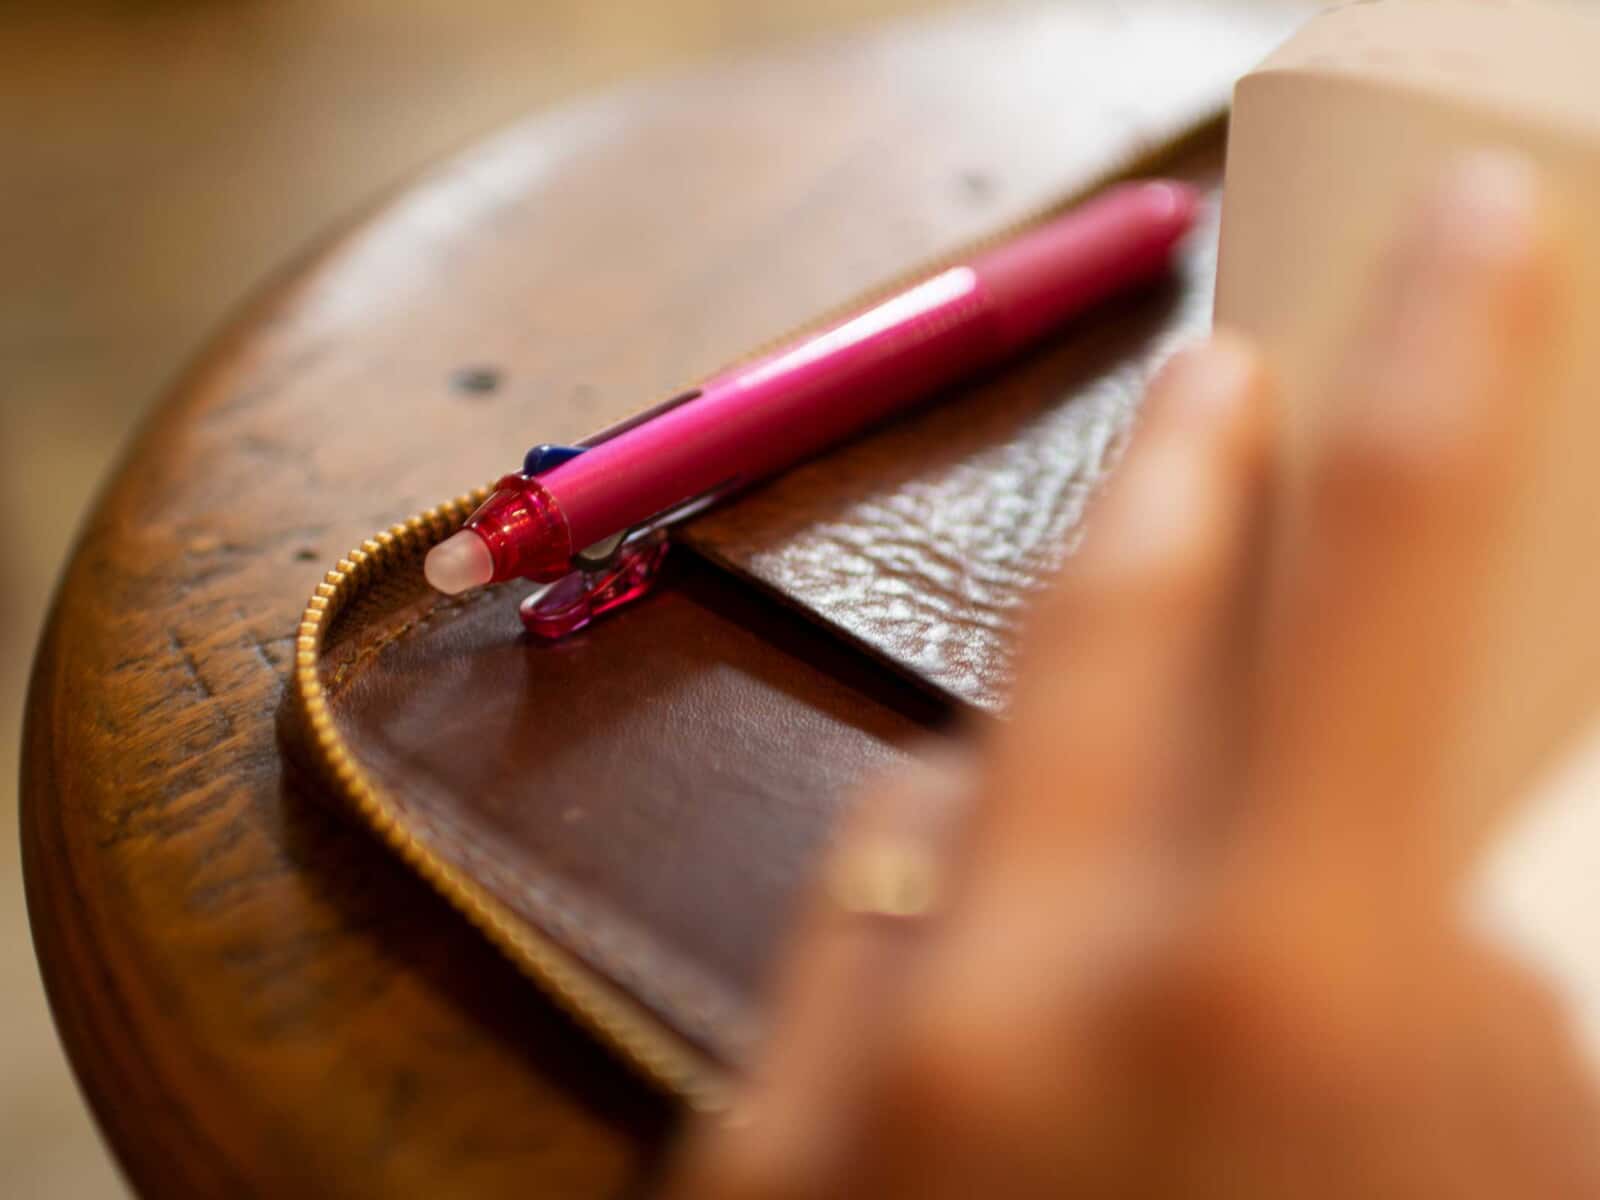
[19,4,1262,1192]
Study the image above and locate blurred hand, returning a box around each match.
[668,154,1600,1199]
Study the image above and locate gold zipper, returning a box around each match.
[289,117,1225,1111]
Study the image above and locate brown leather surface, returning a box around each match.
[686,150,1223,710]
[306,3,1306,1078]
[321,555,947,1068]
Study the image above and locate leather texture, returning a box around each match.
[686,152,1221,710]
[308,1,1318,1074]
[319,558,943,1066]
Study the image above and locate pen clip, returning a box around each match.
[518,526,671,640]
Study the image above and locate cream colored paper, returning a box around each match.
[1217,0,1600,1060]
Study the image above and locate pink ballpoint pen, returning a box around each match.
[426,179,1200,637]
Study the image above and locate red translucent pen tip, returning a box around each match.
[456,473,575,586]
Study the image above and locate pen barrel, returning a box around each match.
[467,474,576,583]
[547,268,1002,548]
[970,180,1198,355]
[534,179,1200,554]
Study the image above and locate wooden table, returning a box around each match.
[20,4,1257,1193]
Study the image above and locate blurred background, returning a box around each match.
[0,1,952,1194]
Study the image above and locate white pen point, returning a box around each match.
[424,530,495,595]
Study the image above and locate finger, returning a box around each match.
[665,750,975,1200]
[1433,943,1600,1196]
[773,339,1276,1196]
[1250,152,1556,877]
[969,332,1273,904]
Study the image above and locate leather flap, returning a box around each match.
[299,1,1315,1080]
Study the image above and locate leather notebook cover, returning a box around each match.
[685,144,1222,711]
[290,1,1319,1102]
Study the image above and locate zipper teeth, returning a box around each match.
[288,118,1222,1107]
